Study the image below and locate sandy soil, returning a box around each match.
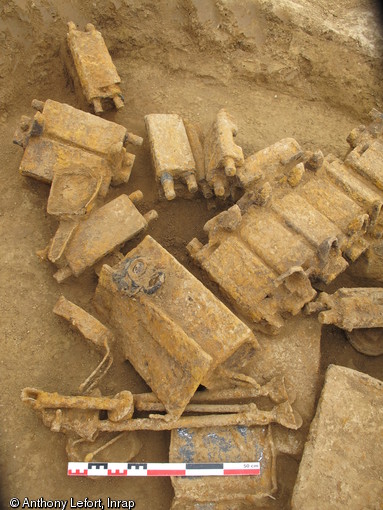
[1,1,383,508]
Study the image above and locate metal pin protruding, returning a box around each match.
[185,173,198,193]
[161,173,176,201]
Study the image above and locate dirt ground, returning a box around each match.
[1,1,383,509]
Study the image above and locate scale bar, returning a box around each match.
[68,462,261,477]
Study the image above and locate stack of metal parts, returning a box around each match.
[15,25,383,506]
[186,112,383,336]
[303,109,383,357]
[22,238,302,505]
[306,287,383,356]
[13,98,157,282]
[146,109,245,200]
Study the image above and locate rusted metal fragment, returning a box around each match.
[170,426,277,507]
[237,134,383,272]
[342,130,383,256]
[94,235,259,417]
[22,387,97,442]
[146,402,295,418]
[323,155,383,234]
[39,99,126,154]
[145,114,198,200]
[232,124,383,286]
[14,99,140,193]
[47,166,103,218]
[21,378,302,434]
[48,220,78,267]
[111,151,135,187]
[292,365,383,510]
[346,329,383,356]
[346,140,383,192]
[21,306,143,463]
[236,183,272,212]
[53,295,113,348]
[133,377,290,411]
[184,120,212,198]
[188,205,316,333]
[232,139,324,202]
[53,295,114,392]
[188,132,383,331]
[334,113,383,278]
[308,288,383,331]
[235,138,303,190]
[287,162,305,187]
[21,388,134,422]
[248,315,322,457]
[13,115,33,149]
[17,137,55,182]
[66,22,123,113]
[66,431,142,463]
[231,139,324,205]
[299,176,369,235]
[324,156,383,213]
[204,109,244,197]
[49,193,157,281]
[129,402,299,429]
[288,153,382,264]
[273,192,349,281]
[276,193,342,246]
[108,295,213,418]
[304,150,324,172]
[43,408,100,441]
[13,100,140,238]
[18,137,112,191]
[21,384,301,437]
[133,389,301,428]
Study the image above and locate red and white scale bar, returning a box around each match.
[68,462,261,477]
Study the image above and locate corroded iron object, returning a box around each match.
[53,296,114,392]
[94,235,259,418]
[170,425,277,508]
[204,109,244,197]
[66,22,124,114]
[188,124,383,332]
[47,165,104,218]
[188,204,317,333]
[22,388,134,423]
[13,99,141,194]
[307,287,383,331]
[48,193,157,282]
[145,114,198,200]
[235,137,304,190]
[132,376,290,410]
[21,388,301,439]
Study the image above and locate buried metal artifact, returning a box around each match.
[64,21,124,114]
[42,192,157,283]
[94,235,261,418]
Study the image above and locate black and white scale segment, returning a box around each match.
[68,462,261,477]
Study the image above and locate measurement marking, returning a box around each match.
[68,462,261,477]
